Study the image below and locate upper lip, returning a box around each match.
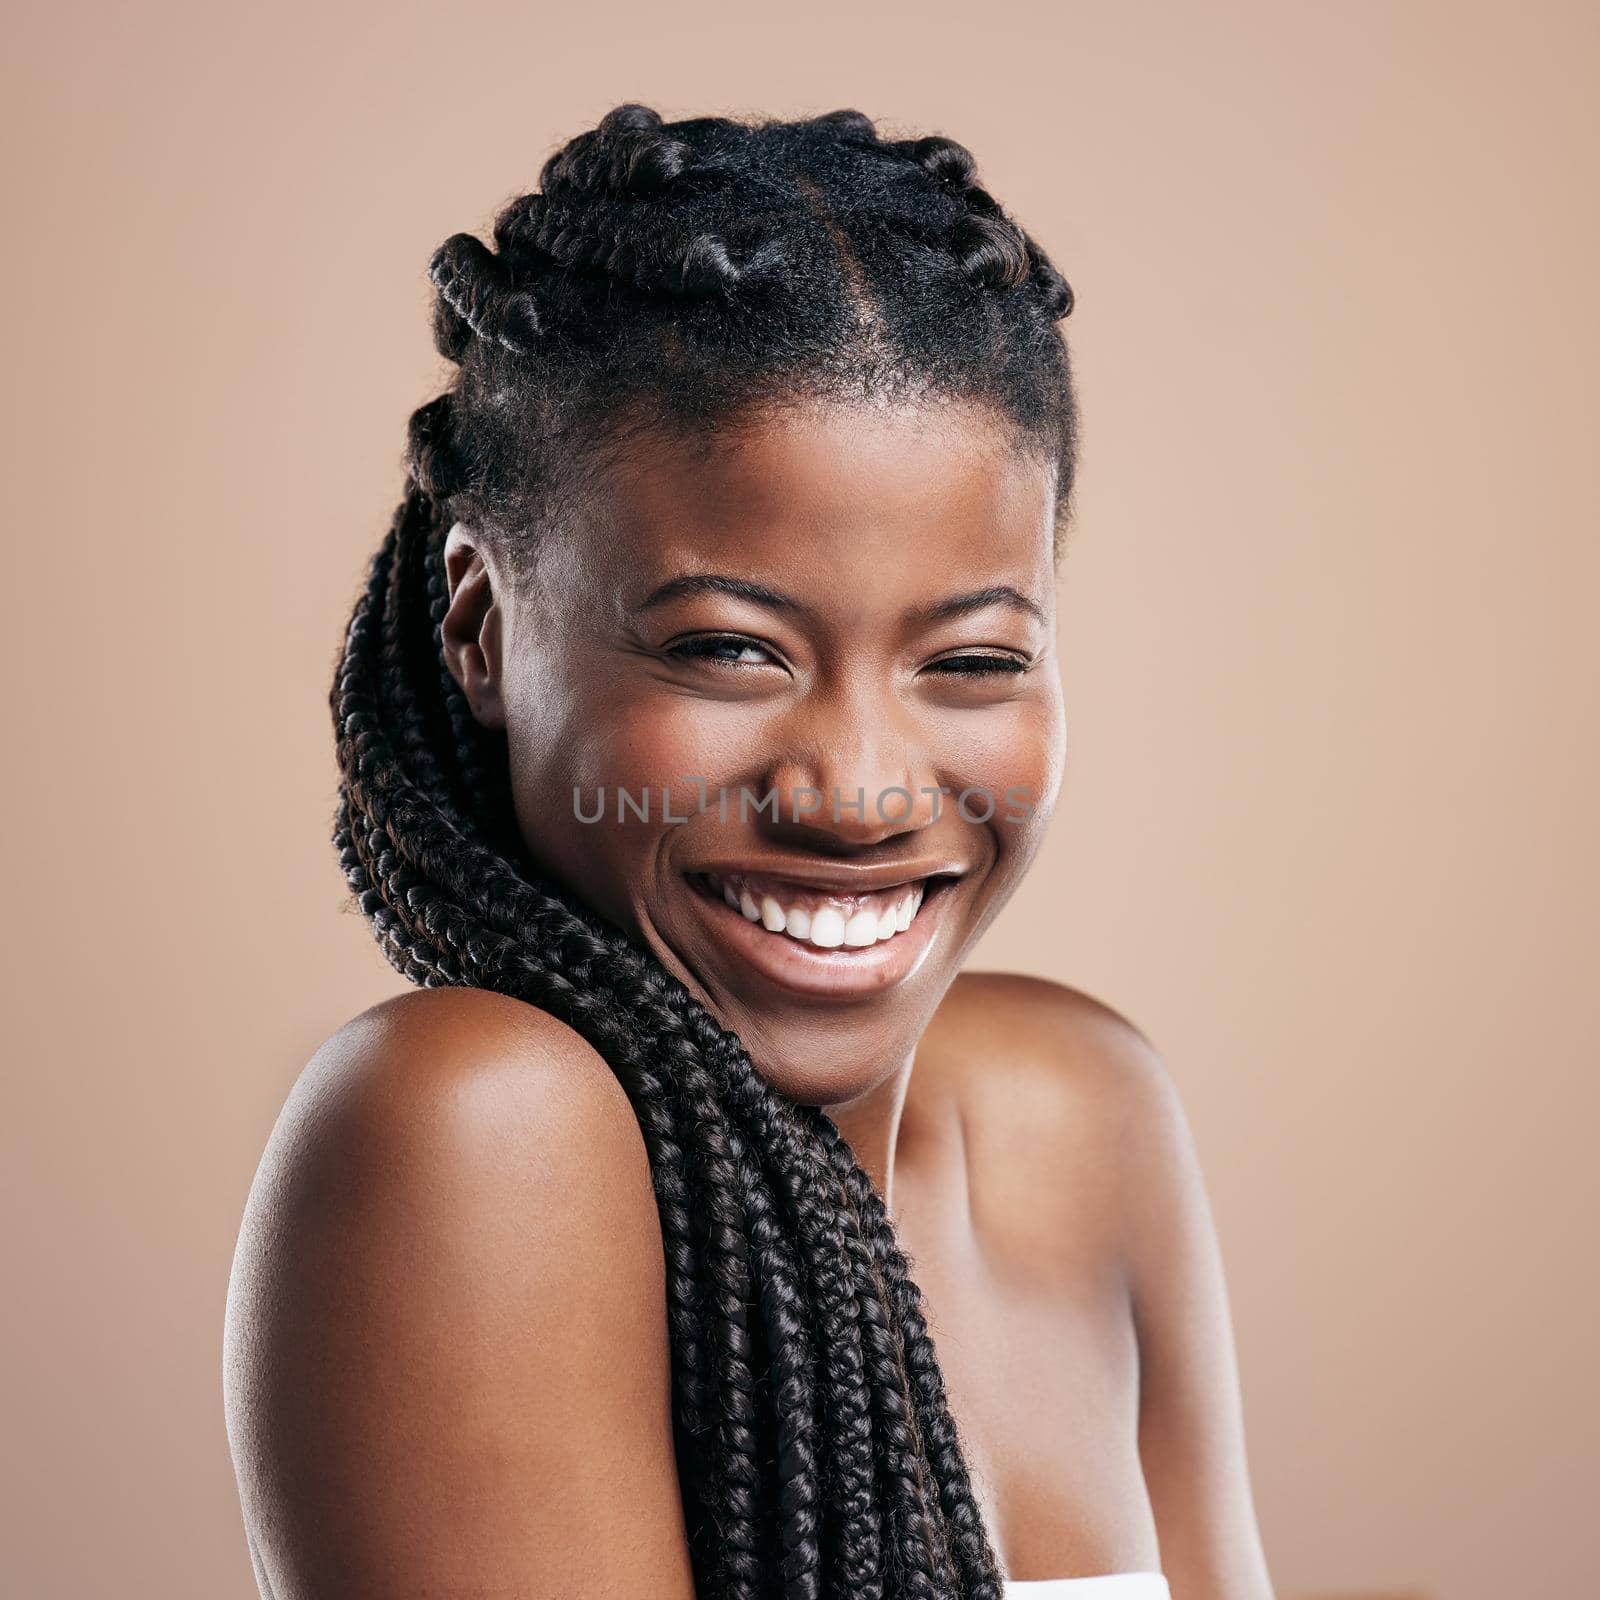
[688,858,968,895]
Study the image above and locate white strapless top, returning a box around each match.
[1003,1576,1170,1598]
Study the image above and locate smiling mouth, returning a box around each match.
[680,865,963,1000]
[688,869,951,948]
[691,870,960,940]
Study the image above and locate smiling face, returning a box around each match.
[443,397,1067,1108]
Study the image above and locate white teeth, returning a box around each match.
[707,874,935,949]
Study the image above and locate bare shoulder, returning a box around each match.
[925,968,1178,1136]
[223,986,695,1598]
[267,983,644,1164]
[930,973,1275,1596]
[229,985,660,1303]
[921,971,1191,1270]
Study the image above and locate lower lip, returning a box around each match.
[683,876,952,1001]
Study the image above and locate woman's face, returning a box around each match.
[446,398,1066,1107]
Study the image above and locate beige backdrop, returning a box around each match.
[5,2,1596,1596]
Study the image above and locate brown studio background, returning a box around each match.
[4,2,1597,1596]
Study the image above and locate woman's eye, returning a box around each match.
[926,653,1030,678]
[665,633,778,668]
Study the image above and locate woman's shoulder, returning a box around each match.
[298,981,627,1098]
[919,971,1186,1254]
[224,986,693,1592]
[925,968,1173,1111]
[232,986,658,1288]
[262,985,647,1189]
[930,984,1273,1597]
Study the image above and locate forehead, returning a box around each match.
[564,399,1058,617]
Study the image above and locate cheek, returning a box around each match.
[540,691,796,822]
[933,688,1066,831]
[941,692,1063,933]
[1030,687,1069,819]
[503,634,702,798]
[502,662,741,896]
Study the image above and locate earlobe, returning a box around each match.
[439,522,508,732]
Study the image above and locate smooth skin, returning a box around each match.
[225,399,1276,1598]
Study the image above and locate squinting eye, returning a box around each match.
[665,633,777,667]
[927,653,1030,678]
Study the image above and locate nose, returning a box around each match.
[759,693,941,850]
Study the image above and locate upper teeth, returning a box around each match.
[712,875,925,948]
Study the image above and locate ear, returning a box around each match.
[439,522,508,732]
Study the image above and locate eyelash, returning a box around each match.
[665,634,775,667]
[663,634,1031,677]
[930,653,1029,678]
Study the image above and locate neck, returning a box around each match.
[822,1048,917,1218]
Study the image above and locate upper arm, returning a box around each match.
[223,987,698,1600]
[1109,1018,1276,1600]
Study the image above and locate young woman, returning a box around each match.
[224,104,1276,1600]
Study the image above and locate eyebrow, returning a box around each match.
[912,584,1046,625]
[631,573,807,616]
[630,573,1045,626]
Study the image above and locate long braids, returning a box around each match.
[331,103,1078,1599]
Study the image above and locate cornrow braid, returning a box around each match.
[333,103,1082,1598]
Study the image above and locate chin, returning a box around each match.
[732,1028,922,1110]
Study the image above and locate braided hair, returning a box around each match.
[331,104,1079,1600]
